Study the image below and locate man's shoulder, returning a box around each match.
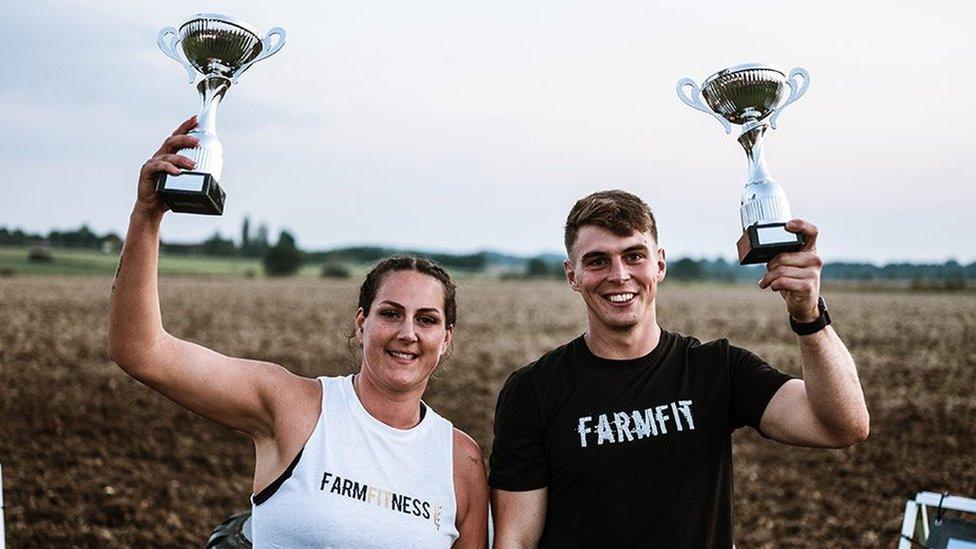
[670,332,730,353]
[513,336,579,378]
[497,336,579,398]
[664,330,738,363]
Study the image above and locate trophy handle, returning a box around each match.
[157,26,196,83]
[232,27,287,84]
[676,78,732,134]
[769,67,809,129]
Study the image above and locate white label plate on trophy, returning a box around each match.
[756,226,800,245]
[163,173,207,192]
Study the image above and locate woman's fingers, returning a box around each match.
[172,115,198,136]
[154,133,199,156]
[155,153,196,170]
[142,158,183,177]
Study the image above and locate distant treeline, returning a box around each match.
[1,225,123,250]
[308,247,490,271]
[3,223,974,280]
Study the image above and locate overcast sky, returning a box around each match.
[1,1,973,262]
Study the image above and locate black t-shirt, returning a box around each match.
[488,330,793,548]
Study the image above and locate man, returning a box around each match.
[489,190,869,548]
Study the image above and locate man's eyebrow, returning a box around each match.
[580,244,649,262]
[580,251,609,262]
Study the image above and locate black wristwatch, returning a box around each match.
[790,297,831,336]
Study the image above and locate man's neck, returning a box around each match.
[585,318,662,360]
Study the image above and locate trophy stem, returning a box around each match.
[738,122,773,184]
[178,76,231,183]
[194,76,231,137]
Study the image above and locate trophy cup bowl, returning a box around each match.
[676,63,810,264]
[155,14,285,215]
[701,64,787,126]
[179,16,263,79]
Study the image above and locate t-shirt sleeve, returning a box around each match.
[488,368,549,491]
[728,343,794,433]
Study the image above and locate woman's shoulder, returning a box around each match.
[451,428,488,504]
[452,428,484,465]
[265,372,322,444]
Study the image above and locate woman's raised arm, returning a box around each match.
[108,117,316,440]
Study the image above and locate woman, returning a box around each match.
[108,117,489,547]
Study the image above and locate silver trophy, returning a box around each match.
[676,63,810,264]
[156,14,285,215]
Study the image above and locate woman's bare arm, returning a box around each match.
[453,429,489,548]
[108,117,315,441]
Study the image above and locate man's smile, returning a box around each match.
[604,292,637,305]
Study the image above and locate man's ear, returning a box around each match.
[656,247,667,283]
[354,308,366,345]
[564,259,581,292]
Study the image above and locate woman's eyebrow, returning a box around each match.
[378,301,441,314]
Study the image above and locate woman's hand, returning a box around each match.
[135,116,199,218]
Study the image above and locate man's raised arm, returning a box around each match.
[756,219,869,448]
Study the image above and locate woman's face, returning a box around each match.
[355,270,453,393]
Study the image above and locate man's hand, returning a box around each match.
[757,219,822,323]
[135,116,199,218]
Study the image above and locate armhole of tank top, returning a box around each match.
[252,376,327,506]
[252,446,305,506]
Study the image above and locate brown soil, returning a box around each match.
[1,277,973,547]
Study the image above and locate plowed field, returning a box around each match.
[1,276,973,546]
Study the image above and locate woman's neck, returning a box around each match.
[353,371,426,429]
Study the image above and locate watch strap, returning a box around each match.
[790,297,831,336]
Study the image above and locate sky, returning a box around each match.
[1,1,973,263]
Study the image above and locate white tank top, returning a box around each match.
[250,375,459,548]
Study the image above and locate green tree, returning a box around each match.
[669,258,704,280]
[320,262,352,279]
[241,216,251,253]
[263,230,304,276]
[201,231,238,257]
[247,223,270,258]
[525,256,563,279]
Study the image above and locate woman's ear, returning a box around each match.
[354,307,366,345]
[441,324,454,356]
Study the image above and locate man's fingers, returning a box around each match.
[786,219,818,251]
[767,276,810,293]
[758,266,813,289]
[155,134,199,156]
[171,115,198,136]
[766,251,822,271]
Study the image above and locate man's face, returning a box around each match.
[564,225,666,334]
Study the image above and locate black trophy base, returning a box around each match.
[736,222,805,265]
[156,171,226,216]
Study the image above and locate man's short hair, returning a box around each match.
[564,190,659,255]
